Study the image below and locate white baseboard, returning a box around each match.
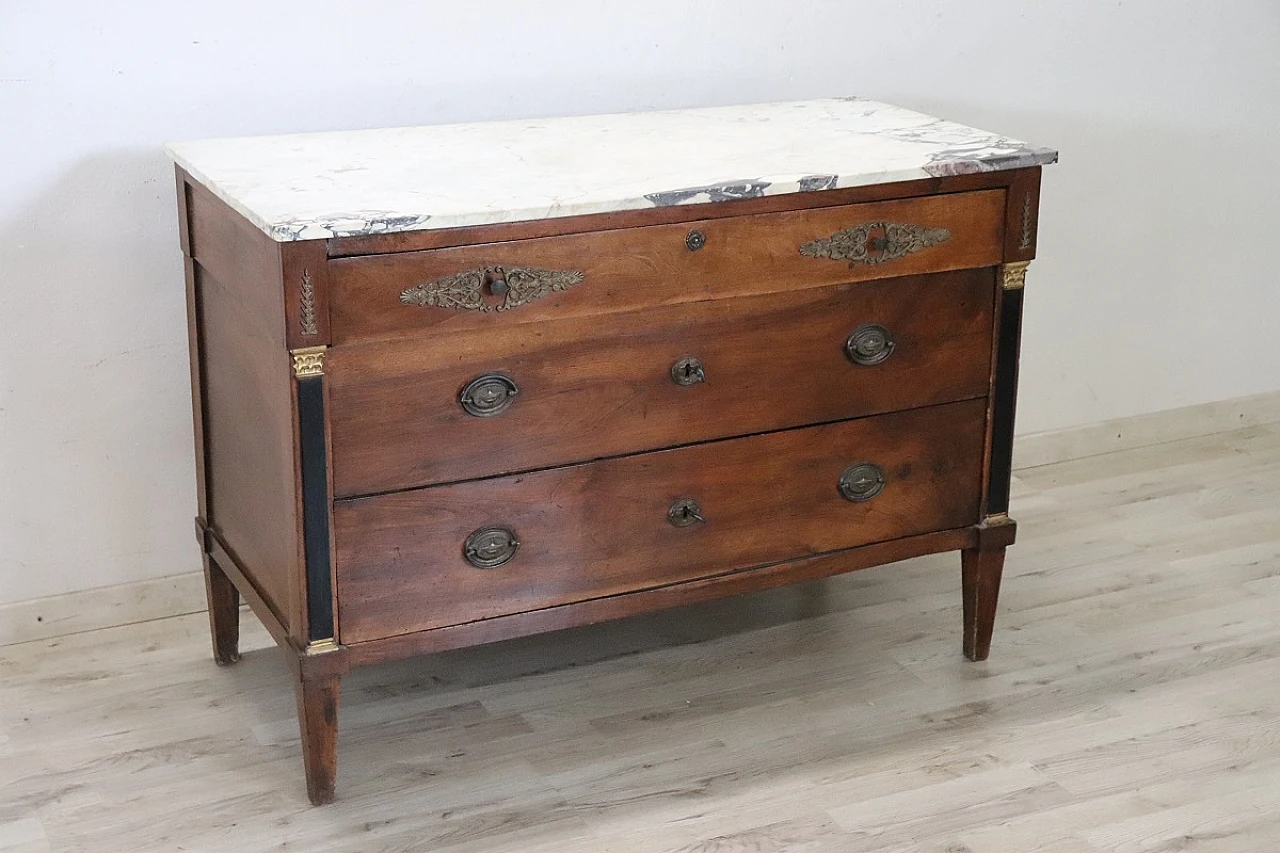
[4,390,1279,646]
[1012,389,1280,470]
[0,572,208,647]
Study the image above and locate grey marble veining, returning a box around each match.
[166,98,1057,242]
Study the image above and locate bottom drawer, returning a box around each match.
[334,398,986,643]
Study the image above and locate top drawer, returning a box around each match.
[329,189,1005,344]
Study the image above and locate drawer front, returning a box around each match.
[329,190,1005,344]
[334,399,986,643]
[327,268,995,497]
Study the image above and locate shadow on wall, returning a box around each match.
[0,149,200,605]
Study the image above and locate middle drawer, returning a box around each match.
[327,267,995,497]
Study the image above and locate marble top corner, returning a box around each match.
[166,98,1057,242]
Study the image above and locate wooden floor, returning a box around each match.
[4,423,1280,852]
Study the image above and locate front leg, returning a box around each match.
[961,516,1017,660]
[961,544,1007,661]
[293,663,341,805]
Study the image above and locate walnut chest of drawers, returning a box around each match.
[167,98,1056,804]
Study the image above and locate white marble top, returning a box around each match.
[167,98,1056,242]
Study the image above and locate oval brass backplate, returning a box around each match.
[838,462,886,502]
[459,372,519,418]
[845,324,895,366]
[463,526,520,568]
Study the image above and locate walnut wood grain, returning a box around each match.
[334,400,986,644]
[328,190,1006,344]
[327,268,996,496]
[184,178,301,639]
[177,174,206,521]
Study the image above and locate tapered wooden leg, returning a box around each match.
[293,668,340,805]
[961,545,1006,661]
[202,553,240,665]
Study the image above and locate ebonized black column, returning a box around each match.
[986,277,1025,516]
[297,373,334,642]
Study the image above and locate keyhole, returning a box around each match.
[670,356,705,386]
[668,499,705,527]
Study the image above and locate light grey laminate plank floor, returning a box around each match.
[3,423,1279,852]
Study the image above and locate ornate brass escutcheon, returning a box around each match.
[845,324,895,366]
[839,463,886,502]
[800,222,950,267]
[459,373,519,418]
[400,265,584,313]
[668,498,706,528]
[463,526,520,568]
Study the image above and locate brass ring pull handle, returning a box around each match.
[839,463,886,502]
[668,498,706,528]
[459,372,519,418]
[845,324,894,366]
[463,526,520,568]
[670,356,706,386]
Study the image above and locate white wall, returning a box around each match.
[2,1,1278,605]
